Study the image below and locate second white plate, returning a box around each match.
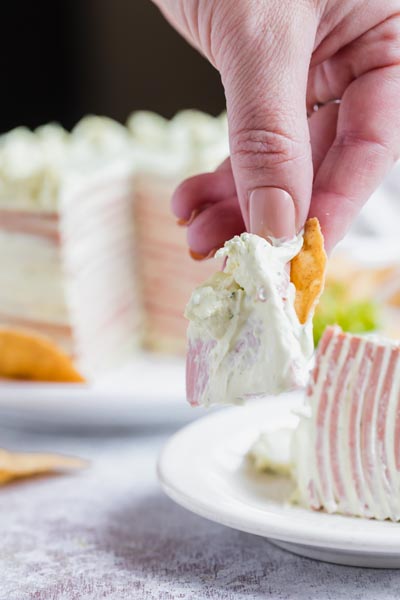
[0,354,194,430]
[159,394,400,568]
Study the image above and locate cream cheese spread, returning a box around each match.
[185,233,314,406]
[0,111,229,211]
[248,427,294,475]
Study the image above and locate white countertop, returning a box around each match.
[0,421,399,600]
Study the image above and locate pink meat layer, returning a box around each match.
[0,174,141,376]
[0,211,72,353]
[330,335,361,506]
[0,314,74,356]
[0,210,60,242]
[186,338,216,407]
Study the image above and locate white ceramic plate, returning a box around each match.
[159,393,400,568]
[0,354,194,430]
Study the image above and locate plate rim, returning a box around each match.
[158,397,400,556]
[0,354,191,427]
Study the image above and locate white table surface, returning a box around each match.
[1,420,400,600]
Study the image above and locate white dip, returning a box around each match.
[185,233,313,406]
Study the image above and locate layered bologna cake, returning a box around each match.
[0,111,230,381]
[0,119,142,379]
[293,325,400,521]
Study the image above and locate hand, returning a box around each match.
[153,0,400,254]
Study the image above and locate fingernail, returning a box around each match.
[249,187,296,240]
[177,209,200,227]
[189,248,218,261]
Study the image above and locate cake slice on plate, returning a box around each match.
[292,325,400,521]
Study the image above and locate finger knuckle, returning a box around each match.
[231,127,304,170]
[376,14,400,66]
[335,131,391,159]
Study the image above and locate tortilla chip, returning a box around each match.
[0,449,87,484]
[0,329,84,382]
[389,290,400,308]
[290,218,327,324]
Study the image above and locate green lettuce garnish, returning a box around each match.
[313,282,380,346]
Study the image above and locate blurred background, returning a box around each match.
[0,0,225,133]
[0,0,399,426]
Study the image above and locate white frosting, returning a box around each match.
[59,161,142,377]
[69,116,131,170]
[0,117,136,212]
[185,233,314,406]
[0,125,69,212]
[248,428,294,475]
[0,111,229,211]
[292,327,400,521]
[128,110,228,178]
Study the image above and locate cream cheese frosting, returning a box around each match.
[248,427,293,475]
[185,233,314,406]
[69,116,131,170]
[0,125,69,212]
[127,110,228,178]
[0,111,229,211]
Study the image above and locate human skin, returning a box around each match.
[152,0,400,254]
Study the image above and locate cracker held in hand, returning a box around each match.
[0,329,84,382]
[290,217,327,324]
[0,449,87,484]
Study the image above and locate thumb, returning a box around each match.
[217,3,315,239]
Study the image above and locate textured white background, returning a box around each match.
[0,422,400,600]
